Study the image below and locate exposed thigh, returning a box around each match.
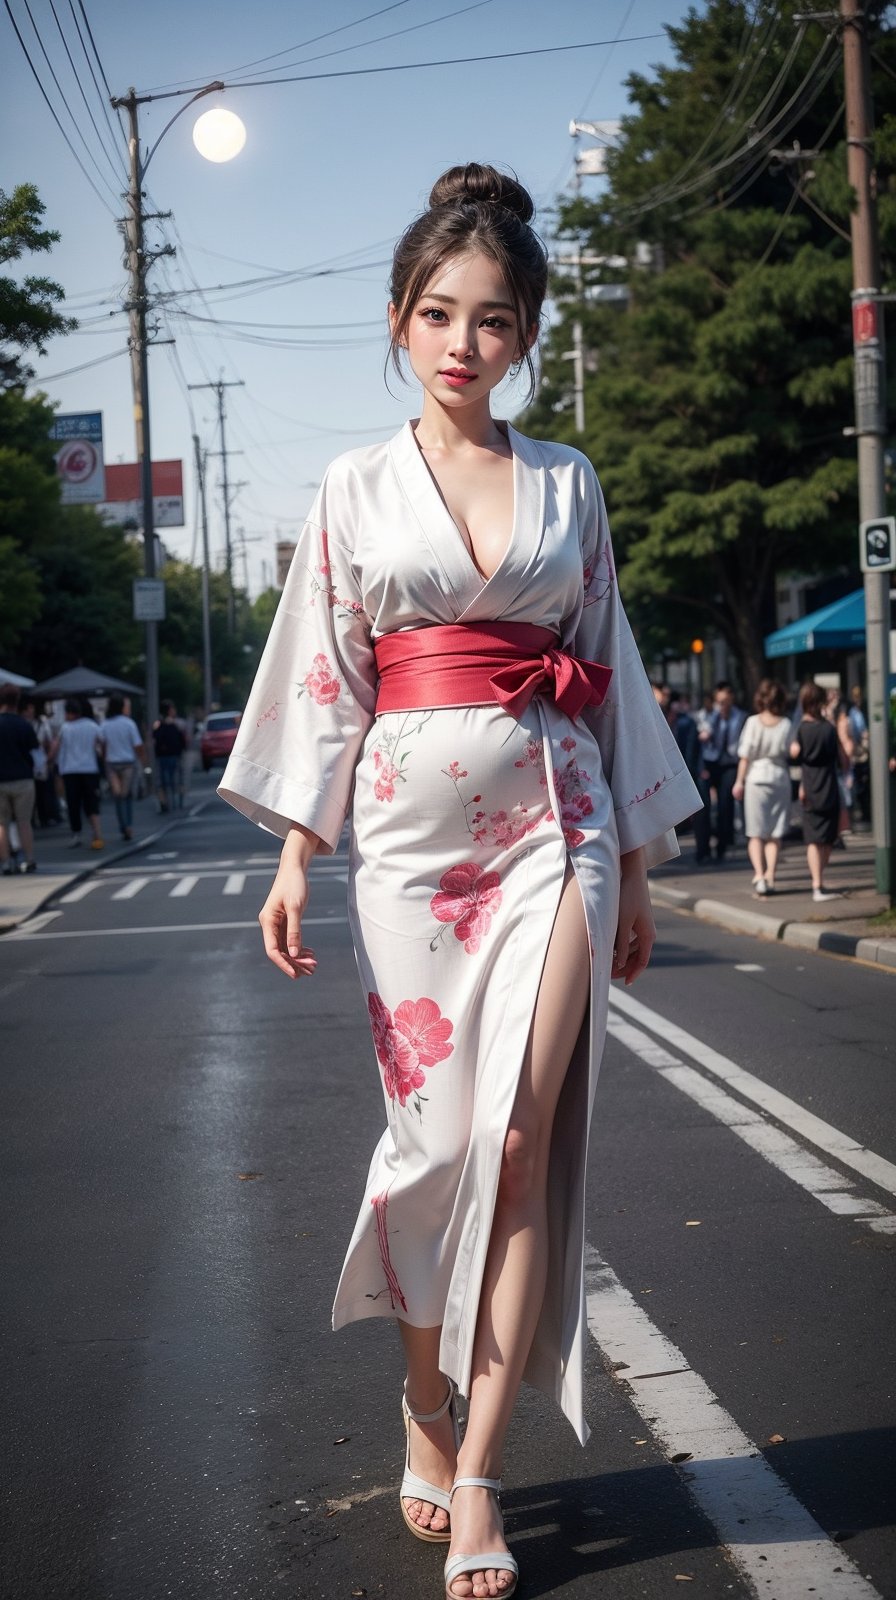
[11,781,35,829]
[510,862,591,1139]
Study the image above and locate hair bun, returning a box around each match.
[429,163,534,224]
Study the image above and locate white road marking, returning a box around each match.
[14,911,61,934]
[584,1246,883,1600]
[112,877,150,901]
[169,875,199,898]
[59,881,103,903]
[608,988,896,1200]
[146,852,178,861]
[606,1015,893,1228]
[5,915,347,941]
[223,873,246,896]
[734,962,764,972]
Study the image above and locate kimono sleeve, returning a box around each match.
[217,470,376,853]
[571,466,703,867]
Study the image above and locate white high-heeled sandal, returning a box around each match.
[444,1476,519,1598]
[400,1378,461,1544]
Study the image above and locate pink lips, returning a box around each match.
[440,369,476,386]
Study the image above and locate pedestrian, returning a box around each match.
[152,701,186,812]
[731,677,792,897]
[823,686,855,842]
[51,699,104,850]
[219,163,701,1600]
[703,681,747,861]
[99,693,145,840]
[22,697,61,827]
[846,685,870,825]
[654,685,710,862]
[0,683,38,874]
[790,681,846,901]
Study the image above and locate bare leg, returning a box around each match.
[747,837,766,883]
[765,839,780,887]
[397,1321,456,1534]
[447,863,591,1599]
[807,842,824,891]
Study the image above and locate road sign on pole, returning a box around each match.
[133,578,166,622]
[859,516,896,572]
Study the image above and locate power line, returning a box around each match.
[224,0,498,84]
[3,0,118,215]
[46,0,126,187]
[66,0,129,167]
[72,0,128,143]
[34,346,126,381]
[141,0,415,93]
[16,0,122,203]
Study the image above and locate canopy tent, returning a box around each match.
[31,666,143,698]
[764,589,866,658]
[0,668,36,687]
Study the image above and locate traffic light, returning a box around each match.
[859,517,896,573]
[691,638,704,654]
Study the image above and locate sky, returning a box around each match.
[2,0,689,596]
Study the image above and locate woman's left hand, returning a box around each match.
[612,847,656,986]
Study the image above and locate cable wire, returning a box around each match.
[3,0,119,215]
[66,0,129,165]
[224,0,498,85]
[73,0,128,142]
[16,0,122,203]
[46,0,127,188]
[34,347,126,381]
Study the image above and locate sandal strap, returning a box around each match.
[444,1551,518,1586]
[403,1377,456,1425]
[449,1475,502,1500]
[401,1468,452,1513]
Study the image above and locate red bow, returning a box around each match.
[489,648,612,720]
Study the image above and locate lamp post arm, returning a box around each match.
[143,81,225,174]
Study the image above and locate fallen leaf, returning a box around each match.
[324,1509,339,1518]
[685,1220,702,1227]
[237,1172,262,1181]
[351,1590,367,1596]
[333,1435,350,1445]
[671,1451,693,1463]
[674,1575,694,1582]
[767,1433,786,1445]
[634,1438,648,1446]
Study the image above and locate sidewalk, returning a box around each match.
[650,830,896,972]
[0,771,215,934]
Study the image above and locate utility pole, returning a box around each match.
[115,88,174,740]
[192,433,214,717]
[841,0,893,898]
[189,379,244,634]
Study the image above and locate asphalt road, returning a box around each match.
[2,790,894,1600]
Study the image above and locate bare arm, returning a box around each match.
[258,823,321,979]
[612,846,655,987]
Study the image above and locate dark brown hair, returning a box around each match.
[754,677,787,714]
[799,680,825,717]
[388,163,548,403]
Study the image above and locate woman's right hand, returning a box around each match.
[258,826,320,979]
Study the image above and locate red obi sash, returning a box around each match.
[374,622,612,720]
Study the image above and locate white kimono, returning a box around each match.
[219,420,701,1443]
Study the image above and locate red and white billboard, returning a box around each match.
[98,460,185,527]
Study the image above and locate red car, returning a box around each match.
[200,710,242,771]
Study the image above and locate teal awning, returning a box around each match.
[764,589,866,658]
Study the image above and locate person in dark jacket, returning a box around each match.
[152,701,186,812]
[790,681,846,902]
[0,684,38,873]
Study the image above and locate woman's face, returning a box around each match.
[391,251,533,412]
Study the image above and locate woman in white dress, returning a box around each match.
[220,164,701,1600]
[732,678,792,896]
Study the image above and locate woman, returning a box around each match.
[52,698,104,851]
[219,164,701,1600]
[732,678,792,896]
[100,693,145,840]
[790,681,845,902]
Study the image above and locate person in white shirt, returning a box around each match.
[51,700,104,849]
[100,694,145,840]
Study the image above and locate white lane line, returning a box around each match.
[608,988,896,1200]
[169,875,199,898]
[606,1016,892,1226]
[735,962,763,972]
[12,910,61,935]
[585,1246,883,1599]
[223,873,246,896]
[112,877,150,901]
[5,915,347,941]
[59,881,103,904]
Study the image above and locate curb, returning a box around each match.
[0,797,213,935]
[650,882,896,973]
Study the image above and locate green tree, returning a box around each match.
[525,0,896,691]
[22,507,142,681]
[1,183,75,388]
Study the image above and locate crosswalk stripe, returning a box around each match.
[112,877,150,901]
[60,881,103,904]
[223,873,246,895]
[608,988,896,1200]
[606,1015,893,1228]
[585,1246,882,1599]
[170,875,199,898]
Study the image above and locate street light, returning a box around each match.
[109,80,243,741]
